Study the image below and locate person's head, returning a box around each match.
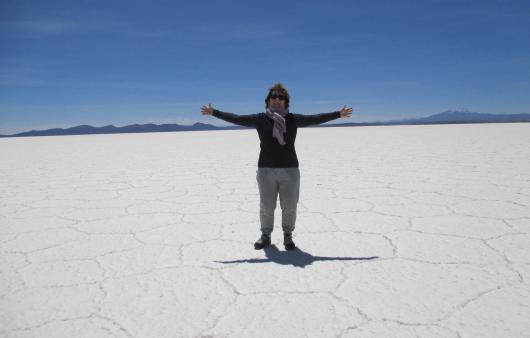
[265,83,290,110]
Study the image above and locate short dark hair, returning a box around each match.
[265,83,290,109]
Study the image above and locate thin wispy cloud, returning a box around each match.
[0,67,45,86]
[1,8,133,38]
[1,18,88,38]
[17,19,80,35]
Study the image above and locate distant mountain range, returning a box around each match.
[385,110,530,124]
[0,122,233,138]
[1,110,529,138]
[325,110,530,128]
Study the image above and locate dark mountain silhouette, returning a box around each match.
[0,122,243,138]
[1,110,529,138]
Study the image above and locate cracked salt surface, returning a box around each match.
[1,123,530,337]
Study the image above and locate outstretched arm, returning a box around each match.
[295,105,353,127]
[201,103,257,128]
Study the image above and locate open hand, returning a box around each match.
[339,105,353,118]
[201,103,214,115]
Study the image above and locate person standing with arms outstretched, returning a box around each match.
[201,83,352,250]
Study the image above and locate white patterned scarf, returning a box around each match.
[265,108,289,145]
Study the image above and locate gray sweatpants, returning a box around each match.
[256,168,300,235]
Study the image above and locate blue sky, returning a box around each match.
[1,0,529,134]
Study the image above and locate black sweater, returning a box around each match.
[212,109,341,168]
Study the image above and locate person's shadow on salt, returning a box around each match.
[215,245,379,268]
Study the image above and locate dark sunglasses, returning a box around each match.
[270,94,286,100]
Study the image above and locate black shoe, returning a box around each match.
[284,233,296,251]
[254,234,271,250]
